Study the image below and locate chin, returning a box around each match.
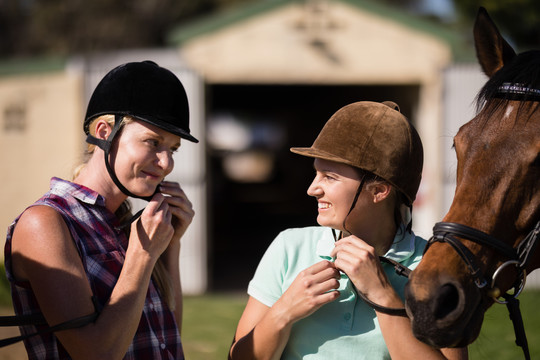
[130,184,158,198]
[316,218,341,232]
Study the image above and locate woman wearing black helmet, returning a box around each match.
[4,61,198,359]
[229,101,467,359]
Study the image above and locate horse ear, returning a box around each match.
[473,7,516,77]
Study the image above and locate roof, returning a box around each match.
[0,56,67,77]
[167,0,474,62]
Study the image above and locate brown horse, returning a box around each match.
[404,7,540,350]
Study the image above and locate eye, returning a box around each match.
[145,138,159,147]
[324,173,338,181]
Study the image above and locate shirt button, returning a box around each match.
[344,313,352,321]
[160,343,166,350]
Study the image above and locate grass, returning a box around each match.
[468,290,540,359]
[183,291,540,360]
[182,293,247,360]
[0,260,539,360]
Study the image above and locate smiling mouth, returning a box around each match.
[142,171,162,179]
[318,202,332,209]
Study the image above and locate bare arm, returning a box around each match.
[229,261,341,360]
[11,193,178,360]
[159,181,195,333]
[229,297,293,360]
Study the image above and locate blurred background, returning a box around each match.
[1,0,540,358]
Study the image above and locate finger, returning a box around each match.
[144,193,167,215]
[312,265,341,281]
[158,181,186,196]
[311,277,341,294]
[307,260,337,274]
[164,195,193,214]
[168,206,194,228]
[314,288,340,304]
[331,237,373,258]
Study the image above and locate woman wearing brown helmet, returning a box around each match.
[229,101,467,359]
[4,61,198,359]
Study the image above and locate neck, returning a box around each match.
[74,153,128,213]
[347,204,397,256]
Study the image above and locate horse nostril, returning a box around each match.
[432,283,460,320]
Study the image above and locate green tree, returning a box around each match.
[453,0,540,50]
[0,0,250,57]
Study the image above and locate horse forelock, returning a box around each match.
[476,50,540,115]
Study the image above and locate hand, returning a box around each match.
[129,192,175,259]
[157,181,195,245]
[330,236,396,305]
[273,260,340,324]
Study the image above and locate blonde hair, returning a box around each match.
[74,115,175,310]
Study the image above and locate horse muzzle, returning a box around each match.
[404,268,485,348]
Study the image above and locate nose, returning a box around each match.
[406,278,464,324]
[307,176,322,197]
[431,282,462,322]
[405,274,470,347]
[156,151,174,173]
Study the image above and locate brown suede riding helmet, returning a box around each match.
[290,101,424,205]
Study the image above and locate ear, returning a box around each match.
[366,182,392,204]
[473,6,516,77]
[93,119,113,141]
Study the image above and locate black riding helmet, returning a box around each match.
[84,61,198,201]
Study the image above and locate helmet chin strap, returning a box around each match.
[85,114,156,202]
[85,115,159,230]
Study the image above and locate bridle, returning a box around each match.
[426,221,539,299]
[417,82,540,360]
[425,221,540,360]
[419,83,540,359]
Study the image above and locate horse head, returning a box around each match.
[404,7,540,348]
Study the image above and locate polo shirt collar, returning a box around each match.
[317,224,416,263]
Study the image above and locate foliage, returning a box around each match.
[453,0,540,50]
[0,264,11,307]
[0,0,253,57]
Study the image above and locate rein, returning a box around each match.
[0,296,101,348]
[427,221,540,360]
[332,227,412,317]
[359,256,411,317]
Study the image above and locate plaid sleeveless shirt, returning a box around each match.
[4,178,184,359]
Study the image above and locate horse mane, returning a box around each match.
[476,50,540,115]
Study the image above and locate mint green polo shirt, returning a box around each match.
[247,226,426,360]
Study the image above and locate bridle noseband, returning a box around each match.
[426,221,539,299]
[426,220,540,360]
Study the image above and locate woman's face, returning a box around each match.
[307,158,363,232]
[109,120,181,197]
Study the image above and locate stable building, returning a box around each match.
[0,0,477,293]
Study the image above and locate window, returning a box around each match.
[3,103,26,132]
